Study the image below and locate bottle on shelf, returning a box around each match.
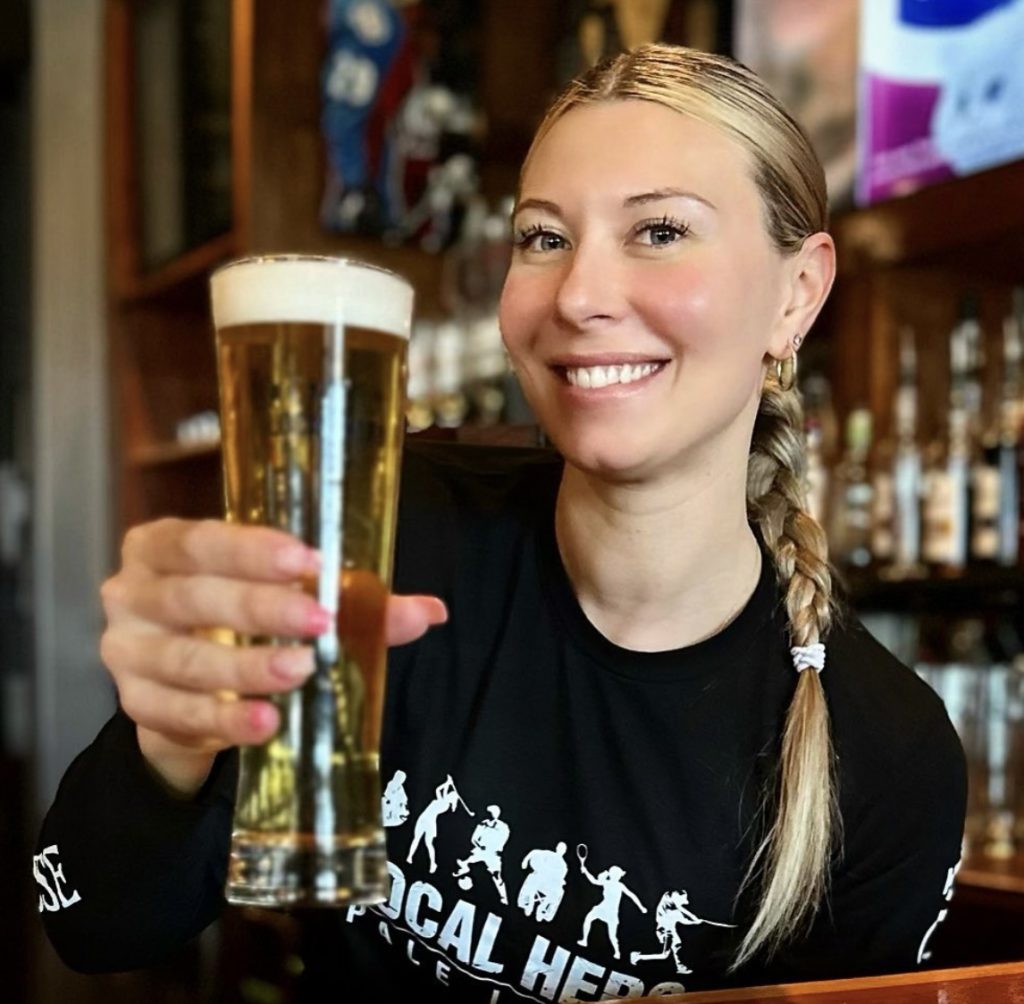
[406,320,437,433]
[462,200,514,426]
[888,326,925,579]
[801,373,836,529]
[962,294,1001,566]
[869,430,896,569]
[998,287,1023,567]
[829,406,874,570]
[432,319,469,429]
[922,298,973,576]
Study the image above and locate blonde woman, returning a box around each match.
[38,45,965,998]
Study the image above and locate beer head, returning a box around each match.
[210,255,414,338]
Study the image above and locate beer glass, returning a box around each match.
[209,255,413,907]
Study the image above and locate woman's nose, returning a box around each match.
[553,243,627,329]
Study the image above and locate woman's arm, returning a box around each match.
[34,709,237,973]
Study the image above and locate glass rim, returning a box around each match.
[210,253,412,290]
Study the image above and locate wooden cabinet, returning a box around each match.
[104,0,563,535]
[825,158,1024,437]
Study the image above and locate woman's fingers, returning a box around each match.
[119,674,281,749]
[386,595,448,646]
[124,575,446,645]
[103,629,316,696]
[122,518,321,582]
[123,573,332,637]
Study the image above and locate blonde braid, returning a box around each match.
[732,369,841,969]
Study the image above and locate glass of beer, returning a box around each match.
[209,254,413,907]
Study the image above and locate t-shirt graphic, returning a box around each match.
[383,769,410,826]
[630,890,737,975]
[455,806,511,904]
[518,843,569,923]
[575,844,647,960]
[406,774,474,873]
[360,769,698,1002]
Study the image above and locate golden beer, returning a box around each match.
[210,256,412,907]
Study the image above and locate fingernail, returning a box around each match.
[306,605,333,635]
[269,648,315,683]
[247,702,277,735]
[290,602,332,635]
[278,545,320,576]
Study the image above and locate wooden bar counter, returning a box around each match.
[632,961,1024,1003]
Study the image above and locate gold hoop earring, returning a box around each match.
[774,353,797,392]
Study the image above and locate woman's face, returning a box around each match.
[499,99,804,483]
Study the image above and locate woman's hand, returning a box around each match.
[99,518,447,796]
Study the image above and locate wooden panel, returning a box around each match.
[823,267,1017,449]
[105,0,141,295]
[833,159,1024,280]
[115,299,218,450]
[646,961,1024,1003]
[478,0,562,195]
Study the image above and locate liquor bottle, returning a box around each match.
[961,295,1001,565]
[464,202,514,426]
[432,320,469,428]
[998,288,1023,566]
[923,305,971,574]
[886,327,926,578]
[801,373,836,528]
[870,433,896,568]
[829,407,873,569]
[406,320,437,433]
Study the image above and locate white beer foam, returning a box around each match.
[211,256,413,338]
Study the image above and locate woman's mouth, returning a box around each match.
[557,361,668,389]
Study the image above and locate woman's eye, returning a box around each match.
[514,226,567,252]
[637,218,690,247]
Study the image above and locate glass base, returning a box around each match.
[227,833,388,908]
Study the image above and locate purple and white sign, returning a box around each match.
[857,0,1024,205]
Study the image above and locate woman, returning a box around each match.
[37,45,965,999]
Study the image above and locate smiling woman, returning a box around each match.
[499,52,840,969]
[37,42,966,1003]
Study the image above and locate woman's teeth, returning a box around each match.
[564,362,661,388]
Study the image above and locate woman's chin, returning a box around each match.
[545,429,663,483]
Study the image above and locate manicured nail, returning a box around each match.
[269,648,315,683]
[277,546,321,576]
[306,605,333,635]
[247,702,277,734]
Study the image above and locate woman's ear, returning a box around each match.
[766,232,836,359]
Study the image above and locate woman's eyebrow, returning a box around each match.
[624,188,718,211]
[514,198,563,217]
[514,189,717,217]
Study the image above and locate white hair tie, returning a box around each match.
[791,643,826,674]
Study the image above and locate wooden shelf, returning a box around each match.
[843,565,1024,613]
[115,232,238,304]
[832,159,1024,279]
[959,853,1024,897]
[128,440,221,468]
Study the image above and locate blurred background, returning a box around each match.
[3,0,1024,1000]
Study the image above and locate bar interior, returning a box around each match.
[4,0,1024,1001]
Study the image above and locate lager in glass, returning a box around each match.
[210,255,412,907]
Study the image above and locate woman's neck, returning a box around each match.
[554,458,763,653]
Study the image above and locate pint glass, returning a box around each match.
[209,255,413,907]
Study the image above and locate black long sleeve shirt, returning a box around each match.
[35,443,967,1000]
